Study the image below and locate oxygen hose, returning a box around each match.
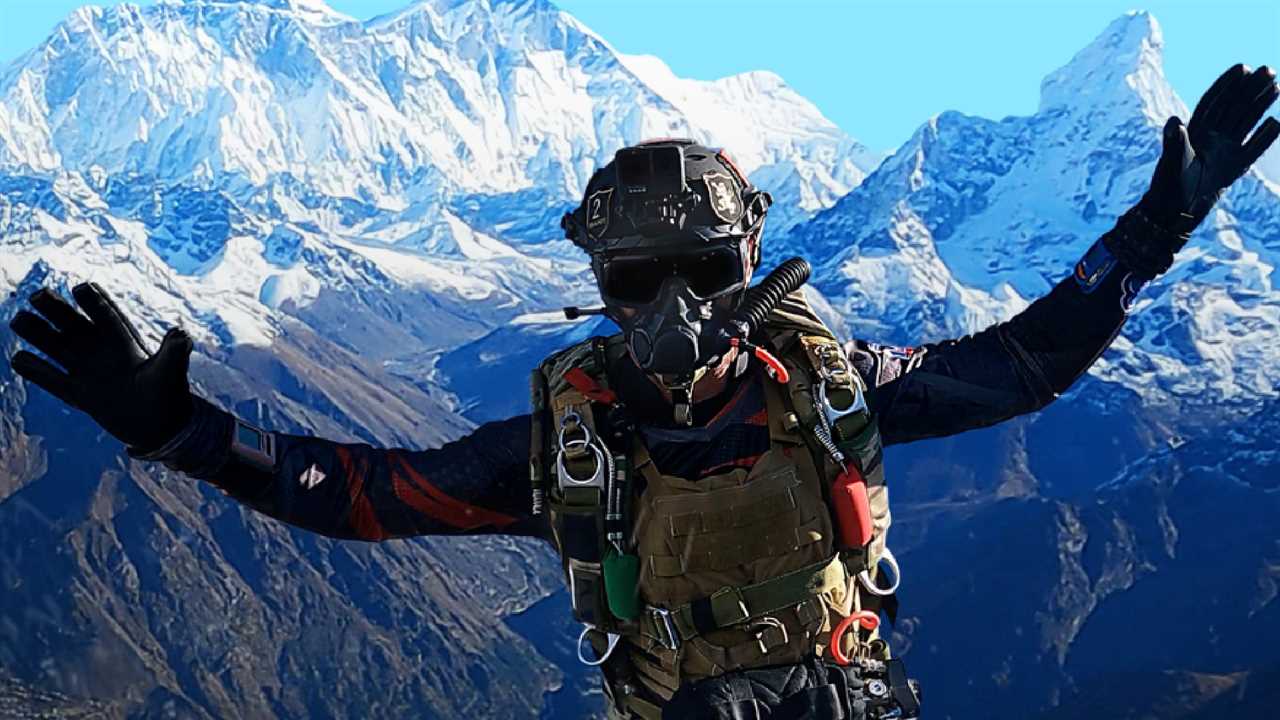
[725,257,812,384]
[731,257,812,335]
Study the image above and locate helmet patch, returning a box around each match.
[703,171,743,224]
[586,187,613,238]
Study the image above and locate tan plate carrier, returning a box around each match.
[530,292,893,720]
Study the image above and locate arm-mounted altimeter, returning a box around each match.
[231,418,277,472]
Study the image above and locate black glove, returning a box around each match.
[1140,63,1279,242]
[8,283,194,453]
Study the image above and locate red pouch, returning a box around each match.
[831,463,872,549]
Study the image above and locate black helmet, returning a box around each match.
[560,141,774,415]
[561,139,773,270]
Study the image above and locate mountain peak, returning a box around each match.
[187,0,351,21]
[217,0,334,9]
[1038,11,1183,121]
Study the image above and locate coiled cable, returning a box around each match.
[732,257,812,335]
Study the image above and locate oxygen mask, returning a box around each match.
[600,244,746,381]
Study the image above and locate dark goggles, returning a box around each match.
[599,245,746,306]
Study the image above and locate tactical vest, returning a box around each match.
[530,292,895,719]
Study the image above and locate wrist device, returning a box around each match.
[230,418,276,472]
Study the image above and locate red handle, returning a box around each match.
[729,338,790,384]
[830,610,880,666]
[752,345,789,384]
[832,464,873,549]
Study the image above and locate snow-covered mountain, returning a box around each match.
[785,11,1280,410]
[0,0,875,228]
[2,3,1279,719]
[0,4,877,714]
[1,0,879,198]
[0,0,878,366]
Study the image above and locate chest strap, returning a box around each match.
[641,554,849,652]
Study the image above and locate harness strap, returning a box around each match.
[641,554,847,651]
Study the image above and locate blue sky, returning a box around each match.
[0,0,1276,153]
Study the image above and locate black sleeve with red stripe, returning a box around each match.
[174,401,547,541]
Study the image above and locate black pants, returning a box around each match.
[660,657,920,720]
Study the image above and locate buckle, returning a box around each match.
[650,608,681,651]
[817,379,867,425]
[749,616,789,655]
[556,410,608,490]
[708,586,750,626]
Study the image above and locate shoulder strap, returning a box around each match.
[759,288,869,410]
[761,289,837,342]
[535,333,643,632]
[759,289,882,564]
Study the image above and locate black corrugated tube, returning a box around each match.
[732,257,811,335]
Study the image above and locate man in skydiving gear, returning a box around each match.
[9,64,1278,719]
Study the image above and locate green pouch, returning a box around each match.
[603,548,640,621]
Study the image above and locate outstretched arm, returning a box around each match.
[135,398,544,540]
[856,63,1278,446]
[854,235,1137,446]
[8,283,547,542]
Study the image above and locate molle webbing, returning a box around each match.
[640,554,848,649]
[531,292,895,718]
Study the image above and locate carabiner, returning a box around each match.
[649,607,681,652]
[858,546,901,598]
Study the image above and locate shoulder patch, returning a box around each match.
[703,171,743,223]
[586,188,613,238]
[847,340,927,387]
[1073,237,1117,293]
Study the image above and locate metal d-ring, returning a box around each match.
[858,546,901,597]
[577,626,621,667]
[557,441,606,487]
[558,409,592,452]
